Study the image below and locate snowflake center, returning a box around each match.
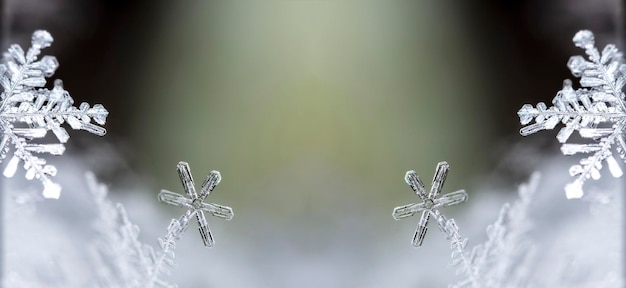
[424,198,434,209]
[192,199,203,209]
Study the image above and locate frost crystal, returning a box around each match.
[0,30,108,199]
[518,30,626,199]
[88,172,176,287]
[158,161,234,247]
[449,173,539,288]
[393,161,468,247]
[434,211,478,287]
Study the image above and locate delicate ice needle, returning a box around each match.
[393,161,468,247]
[158,161,233,247]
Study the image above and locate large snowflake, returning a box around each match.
[518,30,626,199]
[0,30,108,199]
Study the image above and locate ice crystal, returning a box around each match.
[392,161,468,247]
[0,30,108,199]
[145,211,190,288]
[145,162,232,287]
[434,211,477,287]
[449,173,539,288]
[517,30,626,199]
[158,161,234,247]
[87,172,176,288]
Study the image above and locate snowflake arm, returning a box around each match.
[0,30,108,199]
[518,30,626,198]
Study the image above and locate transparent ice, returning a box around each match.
[0,30,108,199]
[518,30,626,199]
[158,161,234,248]
[392,161,468,247]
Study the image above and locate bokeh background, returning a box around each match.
[2,0,624,287]
[3,0,624,186]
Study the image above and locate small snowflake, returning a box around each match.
[518,30,626,199]
[158,161,234,247]
[0,30,108,199]
[392,161,468,247]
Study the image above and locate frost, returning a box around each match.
[434,211,477,287]
[448,173,539,288]
[87,172,176,288]
[392,166,545,288]
[392,161,468,247]
[0,30,108,199]
[517,30,626,198]
[64,166,234,288]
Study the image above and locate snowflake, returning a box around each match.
[158,161,234,247]
[392,161,468,247]
[518,30,626,199]
[0,30,108,199]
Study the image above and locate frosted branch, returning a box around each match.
[87,172,176,288]
[449,173,540,288]
[432,211,479,288]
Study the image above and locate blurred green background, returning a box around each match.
[131,1,489,219]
